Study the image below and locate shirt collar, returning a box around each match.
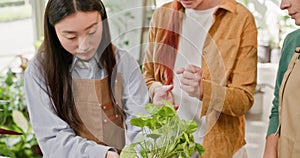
[70,48,103,72]
[180,0,237,15]
[217,0,237,14]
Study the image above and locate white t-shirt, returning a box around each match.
[172,7,216,144]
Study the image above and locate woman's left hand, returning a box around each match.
[106,151,119,158]
[176,64,203,100]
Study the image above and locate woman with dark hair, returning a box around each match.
[143,0,257,157]
[24,0,148,157]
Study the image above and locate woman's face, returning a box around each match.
[55,11,102,61]
[281,0,300,25]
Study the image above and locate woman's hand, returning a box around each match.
[106,151,119,158]
[153,85,178,110]
[176,64,203,100]
[263,133,279,158]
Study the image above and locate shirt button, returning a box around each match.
[103,119,107,123]
[103,106,106,109]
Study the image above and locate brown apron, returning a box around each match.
[72,73,125,151]
[278,47,300,158]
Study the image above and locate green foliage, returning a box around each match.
[120,101,205,158]
[0,69,41,158]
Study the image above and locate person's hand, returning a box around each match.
[153,85,178,110]
[176,64,203,100]
[106,151,119,158]
[263,133,279,158]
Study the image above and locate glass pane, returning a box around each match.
[0,0,34,71]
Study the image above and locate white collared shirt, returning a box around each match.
[173,7,216,145]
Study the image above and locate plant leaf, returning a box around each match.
[120,143,138,158]
[183,120,198,134]
[126,101,205,157]
[130,117,146,128]
[146,133,161,140]
[12,110,28,132]
[196,143,205,156]
[156,105,175,118]
[145,103,162,115]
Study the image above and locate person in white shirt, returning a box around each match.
[24,0,149,157]
[143,0,257,157]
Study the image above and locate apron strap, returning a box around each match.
[278,47,300,134]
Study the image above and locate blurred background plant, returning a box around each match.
[0,56,42,158]
[238,0,298,63]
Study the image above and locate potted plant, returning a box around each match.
[120,101,205,158]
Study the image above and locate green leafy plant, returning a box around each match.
[120,100,205,158]
[0,69,41,158]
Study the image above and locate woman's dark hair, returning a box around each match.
[156,0,183,85]
[37,0,115,130]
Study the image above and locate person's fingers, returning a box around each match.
[155,95,174,107]
[156,100,164,106]
[182,70,196,80]
[106,151,119,158]
[153,85,174,106]
[177,65,201,74]
[180,84,194,94]
[165,92,174,104]
[180,76,199,87]
[196,72,202,81]
[154,86,178,110]
[176,67,185,74]
[155,85,173,96]
[156,85,173,92]
[162,84,174,92]
[185,65,202,80]
[185,64,201,73]
[174,104,179,110]
[176,65,202,81]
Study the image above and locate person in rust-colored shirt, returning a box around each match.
[143,0,257,157]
